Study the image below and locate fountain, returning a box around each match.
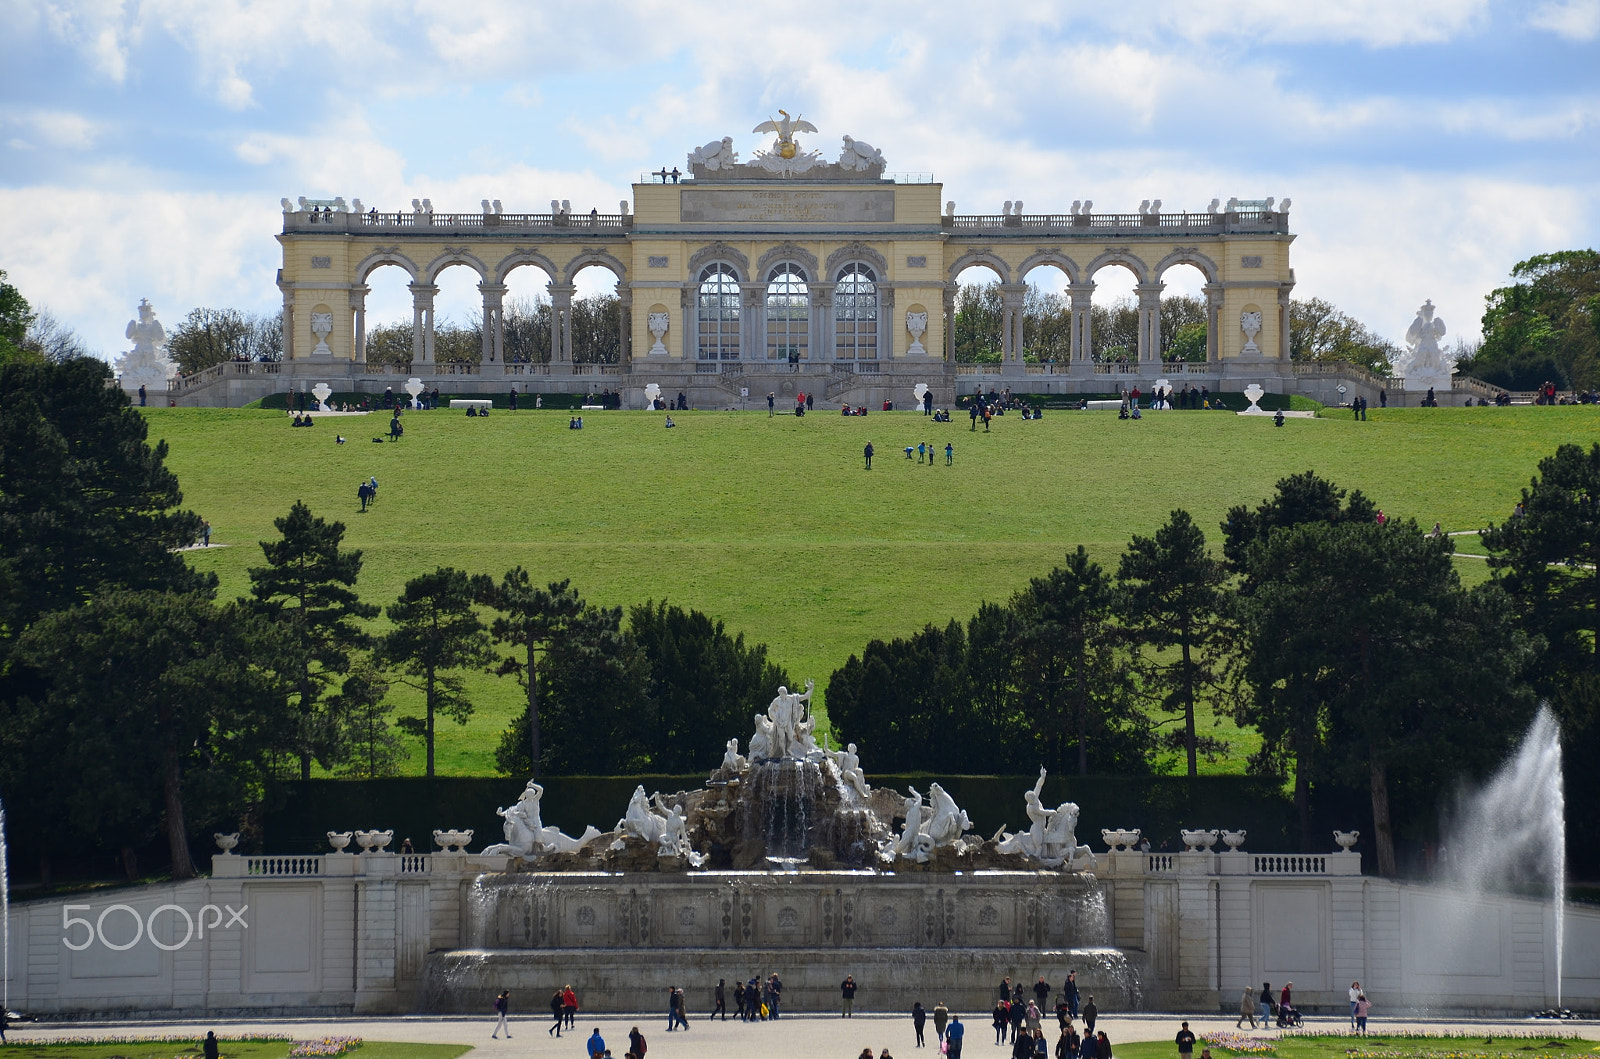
[1443,706,1566,1006]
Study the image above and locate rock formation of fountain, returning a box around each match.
[1443,705,1566,1005]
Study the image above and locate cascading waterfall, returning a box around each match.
[1444,706,1565,1005]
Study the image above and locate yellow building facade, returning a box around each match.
[180,120,1306,407]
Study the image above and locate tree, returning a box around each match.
[21,307,95,362]
[1091,297,1140,361]
[1167,321,1208,362]
[1159,295,1207,359]
[572,294,621,363]
[1118,509,1234,777]
[477,571,587,777]
[0,357,211,655]
[167,307,252,374]
[381,567,492,776]
[826,619,980,772]
[1011,547,1147,775]
[522,602,654,774]
[0,269,37,364]
[1289,296,1399,375]
[504,296,553,363]
[627,599,791,771]
[1023,286,1072,363]
[247,501,379,779]
[1239,519,1534,875]
[1468,250,1600,390]
[365,322,414,370]
[331,662,404,779]
[954,283,1003,362]
[11,590,292,879]
[1221,471,1377,844]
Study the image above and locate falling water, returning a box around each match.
[1443,706,1565,1005]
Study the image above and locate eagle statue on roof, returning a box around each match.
[753,109,818,160]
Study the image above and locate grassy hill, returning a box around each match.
[146,403,1597,776]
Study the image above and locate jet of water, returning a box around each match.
[1444,706,1565,1005]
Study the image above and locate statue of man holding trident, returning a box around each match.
[765,680,816,759]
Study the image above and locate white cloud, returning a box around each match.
[1,108,103,150]
[1528,0,1600,39]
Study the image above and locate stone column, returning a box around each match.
[1136,283,1164,365]
[879,286,896,359]
[810,283,836,362]
[617,288,633,365]
[549,284,575,363]
[741,284,765,364]
[1203,284,1224,364]
[1278,284,1294,362]
[349,286,369,365]
[1068,283,1095,362]
[680,286,695,360]
[408,283,438,365]
[942,284,957,362]
[999,284,1028,363]
[478,282,507,365]
[282,291,296,361]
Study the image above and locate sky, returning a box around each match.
[1,0,1597,357]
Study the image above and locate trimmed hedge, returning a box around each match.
[261,773,1296,855]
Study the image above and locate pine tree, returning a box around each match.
[381,567,492,777]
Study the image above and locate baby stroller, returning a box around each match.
[1276,1003,1303,1028]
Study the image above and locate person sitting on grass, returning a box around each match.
[665,416,675,428]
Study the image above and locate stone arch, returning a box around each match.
[947,247,1011,284]
[1018,249,1082,285]
[756,242,820,282]
[423,248,490,283]
[687,242,749,280]
[1153,248,1220,285]
[1085,249,1150,284]
[561,247,628,285]
[355,249,421,283]
[493,248,560,285]
[824,241,890,281]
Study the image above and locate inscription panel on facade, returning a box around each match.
[681,189,895,224]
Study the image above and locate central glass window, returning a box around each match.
[834,263,878,359]
[697,264,741,360]
[765,263,809,362]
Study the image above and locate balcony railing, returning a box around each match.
[945,210,1286,234]
[284,211,631,234]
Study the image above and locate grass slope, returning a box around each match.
[147,404,1599,776]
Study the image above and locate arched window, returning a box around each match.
[834,263,878,360]
[765,263,809,363]
[697,264,741,360]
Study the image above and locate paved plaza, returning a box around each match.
[12,1013,1594,1058]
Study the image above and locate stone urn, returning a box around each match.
[327,831,353,853]
[368,829,395,852]
[1220,830,1247,852]
[432,829,474,852]
[1101,828,1141,852]
[214,832,240,855]
[1243,383,1265,413]
[312,382,333,411]
[1180,828,1220,852]
[646,313,670,355]
[404,377,425,409]
[1333,830,1360,851]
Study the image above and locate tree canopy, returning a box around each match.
[1463,250,1600,390]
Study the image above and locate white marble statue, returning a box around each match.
[757,680,817,760]
[721,738,748,773]
[996,769,1093,869]
[647,312,670,355]
[906,312,929,355]
[116,298,177,398]
[614,786,702,864]
[924,782,971,847]
[838,135,885,171]
[1240,311,1263,355]
[831,741,869,799]
[1404,299,1450,372]
[886,783,971,863]
[689,136,739,171]
[891,787,931,859]
[482,780,600,857]
[751,110,823,176]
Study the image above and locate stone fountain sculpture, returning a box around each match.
[996,768,1096,869]
[1400,299,1455,394]
[116,299,176,399]
[481,780,601,858]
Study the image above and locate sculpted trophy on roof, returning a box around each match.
[685,110,887,180]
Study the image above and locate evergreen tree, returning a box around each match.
[1011,546,1146,775]
[248,501,379,778]
[1118,509,1235,777]
[0,357,212,654]
[530,602,653,774]
[826,619,975,772]
[381,567,492,777]
[628,599,790,771]
[477,571,587,777]
[12,590,292,879]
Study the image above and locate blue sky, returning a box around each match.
[2,0,1597,355]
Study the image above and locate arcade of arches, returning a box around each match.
[219,121,1306,408]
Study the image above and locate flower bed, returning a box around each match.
[288,1038,362,1058]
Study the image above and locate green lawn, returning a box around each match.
[146,403,1600,776]
[1113,1032,1599,1059]
[0,1041,470,1059]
